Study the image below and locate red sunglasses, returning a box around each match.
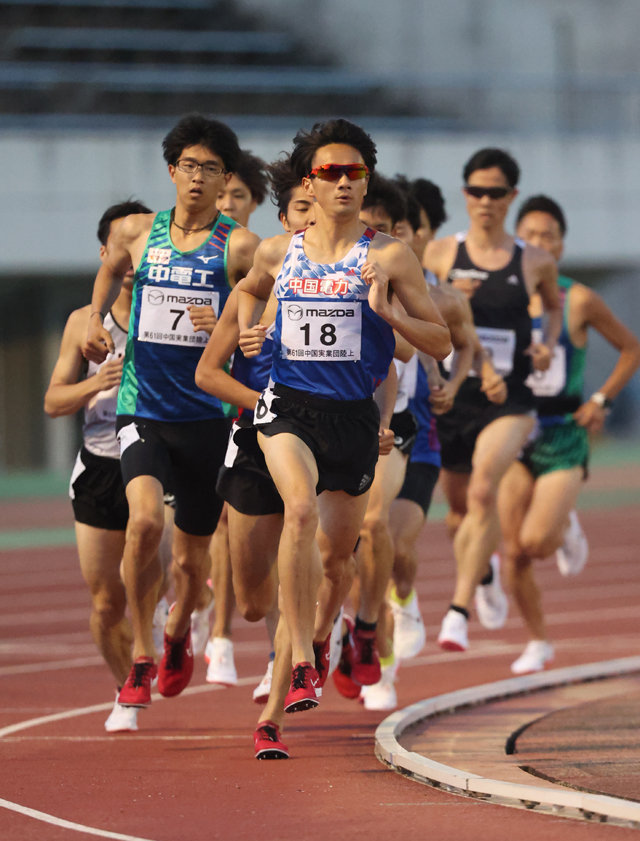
[309,163,370,182]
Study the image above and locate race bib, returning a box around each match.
[475,327,516,377]
[280,301,362,361]
[138,285,219,347]
[526,345,567,397]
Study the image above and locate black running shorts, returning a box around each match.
[396,461,440,515]
[69,446,128,531]
[216,418,284,516]
[253,383,380,496]
[116,415,231,536]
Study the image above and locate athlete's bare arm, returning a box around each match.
[236,235,290,356]
[374,361,397,456]
[82,213,153,363]
[365,236,452,361]
[422,236,458,283]
[523,244,562,371]
[226,226,261,287]
[570,283,640,433]
[427,286,475,414]
[45,307,123,417]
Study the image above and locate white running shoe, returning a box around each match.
[360,662,398,711]
[252,658,274,704]
[437,609,469,652]
[474,553,508,630]
[327,605,344,677]
[152,596,170,658]
[389,588,426,660]
[556,510,588,576]
[205,637,238,686]
[510,640,554,675]
[190,600,215,656]
[105,694,139,733]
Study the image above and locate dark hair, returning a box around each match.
[516,194,567,236]
[362,173,407,227]
[161,113,240,172]
[97,199,152,245]
[463,147,520,188]
[411,178,448,232]
[235,149,269,205]
[392,174,422,233]
[267,153,301,217]
[290,118,377,180]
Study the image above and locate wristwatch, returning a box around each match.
[590,391,612,409]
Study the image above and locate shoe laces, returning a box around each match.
[130,660,152,689]
[291,664,310,690]
[257,723,279,743]
[165,636,186,670]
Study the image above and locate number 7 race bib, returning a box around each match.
[280,301,362,361]
[137,285,219,347]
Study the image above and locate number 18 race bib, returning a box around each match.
[280,301,362,361]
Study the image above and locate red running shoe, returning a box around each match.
[284,662,320,713]
[118,657,157,708]
[332,616,360,699]
[158,629,194,698]
[254,720,289,759]
[351,623,381,686]
[312,633,331,697]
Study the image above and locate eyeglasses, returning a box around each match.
[464,185,512,200]
[176,158,226,178]
[309,163,370,182]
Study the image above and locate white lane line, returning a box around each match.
[0,797,157,841]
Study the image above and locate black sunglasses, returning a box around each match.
[464,185,512,200]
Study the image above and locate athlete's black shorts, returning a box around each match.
[254,383,380,496]
[390,408,418,455]
[116,415,231,536]
[396,461,440,514]
[216,418,284,516]
[436,377,535,474]
[69,446,128,531]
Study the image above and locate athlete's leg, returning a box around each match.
[355,447,407,623]
[439,468,470,539]
[451,414,535,611]
[258,431,322,666]
[209,505,233,635]
[228,507,282,622]
[520,467,583,559]
[75,523,131,685]
[166,526,213,640]
[121,475,166,660]
[389,497,425,600]
[315,489,370,641]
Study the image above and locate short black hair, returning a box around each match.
[97,199,152,245]
[362,173,407,227]
[463,147,520,188]
[235,149,269,205]
[392,174,422,233]
[161,113,240,172]
[411,178,447,232]
[516,194,567,236]
[267,153,300,218]
[290,118,377,180]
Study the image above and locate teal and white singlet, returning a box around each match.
[118,209,236,422]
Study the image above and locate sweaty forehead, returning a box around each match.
[311,143,364,168]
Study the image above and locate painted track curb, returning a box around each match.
[375,656,640,828]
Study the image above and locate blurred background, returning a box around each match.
[1,0,639,480]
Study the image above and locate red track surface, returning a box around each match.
[1,484,639,841]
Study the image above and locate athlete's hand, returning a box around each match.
[378,427,395,456]
[481,370,507,404]
[83,316,114,364]
[526,342,552,371]
[362,261,392,319]
[239,324,267,358]
[429,381,457,415]
[94,355,123,391]
[574,400,607,434]
[188,305,217,335]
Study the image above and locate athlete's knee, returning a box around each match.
[520,529,556,560]
[90,588,126,629]
[126,508,164,550]
[466,472,497,513]
[360,513,389,547]
[283,496,318,537]
[235,584,274,623]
